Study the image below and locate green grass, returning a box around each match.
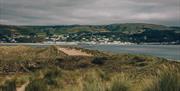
[0,46,179,91]
[144,65,180,91]
[25,79,48,91]
[0,80,16,91]
[109,73,131,91]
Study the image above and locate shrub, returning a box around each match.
[110,81,129,91]
[25,79,47,91]
[91,57,107,65]
[144,66,180,91]
[0,80,16,91]
[43,67,62,86]
[132,56,146,62]
[109,73,131,91]
[83,81,105,91]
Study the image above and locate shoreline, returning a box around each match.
[0,43,179,61]
[0,42,180,46]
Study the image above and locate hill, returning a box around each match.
[0,23,180,43]
[1,23,179,35]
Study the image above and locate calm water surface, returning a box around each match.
[79,44,180,61]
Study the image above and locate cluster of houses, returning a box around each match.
[43,34,133,45]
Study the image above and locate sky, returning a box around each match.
[0,0,180,26]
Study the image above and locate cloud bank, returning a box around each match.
[0,0,179,26]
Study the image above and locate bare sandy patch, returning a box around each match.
[16,81,29,91]
[58,47,92,56]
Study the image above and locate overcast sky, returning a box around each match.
[0,0,180,26]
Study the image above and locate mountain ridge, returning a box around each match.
[0,23,180,34]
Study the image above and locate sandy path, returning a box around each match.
[58,47,92,56]
[16,81,29,91]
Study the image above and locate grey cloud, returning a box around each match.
[0,0,179,26]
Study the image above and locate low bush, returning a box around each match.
[91,57,107,65]
[144,65,180,91]
[0,80,16,91]
[109,74,131,91]
[25,79,47,91]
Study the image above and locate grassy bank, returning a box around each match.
[0,46,179,91]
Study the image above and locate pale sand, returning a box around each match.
[16,81,29,91]
[58,47,92,56]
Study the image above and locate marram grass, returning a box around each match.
[0,46,179,91]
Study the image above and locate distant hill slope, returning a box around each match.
[0,23,179,35]
[1,23,180,43]
[105,23,174,34]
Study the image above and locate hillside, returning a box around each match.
[0,23,180,43]
[0,23,179,35]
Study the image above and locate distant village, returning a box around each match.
[0,29,179,45]
[0,30,133,45]
[44,35,133,45]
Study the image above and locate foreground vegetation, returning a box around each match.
[0,46,179,91]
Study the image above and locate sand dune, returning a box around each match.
[58,47,92,56]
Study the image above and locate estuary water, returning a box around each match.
[79,44,180,61]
